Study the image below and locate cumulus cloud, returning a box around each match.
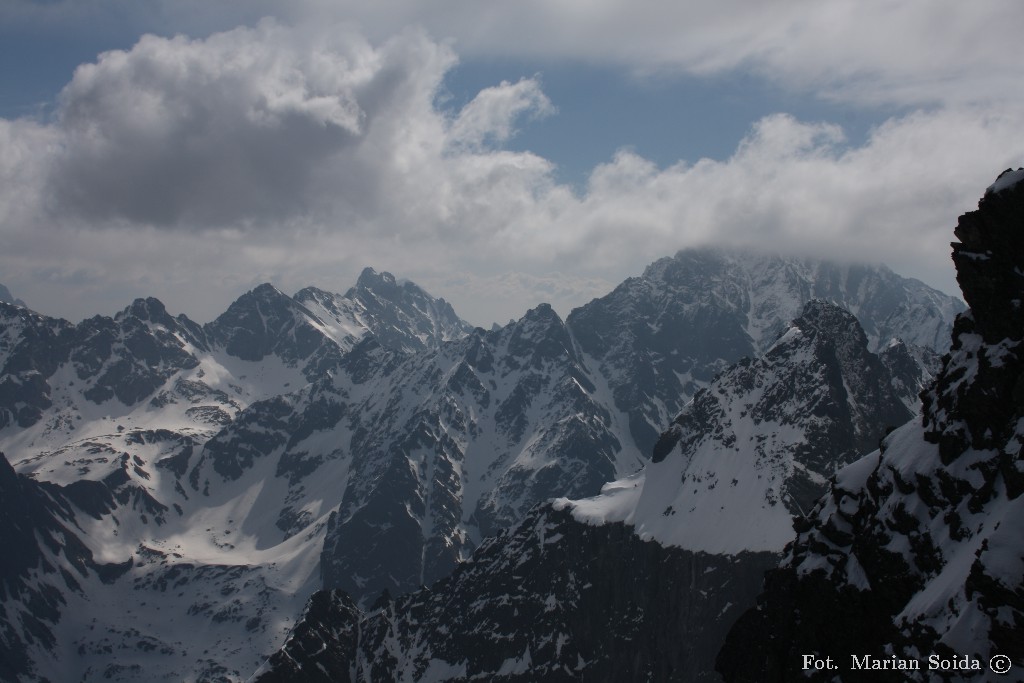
[27,20,565,238]
[46,22,444,228]
[1,17,1023,326]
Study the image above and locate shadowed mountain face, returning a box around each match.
[718,170,1024,682]
[0,450,125,683]
[252,298,918,683]
[255,506,780,683]
[308,303,629,601]
[0,252,962,681]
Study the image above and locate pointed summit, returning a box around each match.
[206,283,322,363]
[0,283,26,309]
[342,267,472,353]
[502,303,578,370]
[120,296,168,319]
[351,267,431,305]
[354,266,398,292]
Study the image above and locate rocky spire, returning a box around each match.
[951,167,1024,344]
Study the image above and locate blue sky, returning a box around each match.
[445,61,904,189]
[1,17,899,187]
[1,1,1021,326]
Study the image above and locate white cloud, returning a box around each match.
[1,19,1022,327]
[448,78,554,150]
[46,21,440,228]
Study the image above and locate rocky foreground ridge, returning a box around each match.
[719,169,1024,682]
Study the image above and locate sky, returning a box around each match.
[1,1,1022,328]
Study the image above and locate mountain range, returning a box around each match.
[253,172,1024,682]
[251,296,920,682]
[0,243,968,681]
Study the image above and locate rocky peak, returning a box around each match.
[922,169,1024,465]
[792,298,870,350]
[567,247,961,461]
[216,283,296,321]
[790,300,911,436]
[641,299,911,545]
[206,283,316,362]
[343,267,471,353]
[503,303,576,367]
[348,267,436,311]
[952,167,1024,344]
[0,283,26,308]
[118,297,171,323]
[353,266,399,294]
[251,282,285,298]
[292,285,339,309]
[116,297,204,346]
[515,301,561,327]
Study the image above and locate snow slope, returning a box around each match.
[559,299,913,555]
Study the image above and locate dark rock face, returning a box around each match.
[252,591,362,683]
[258,505,779,683]
[0,303,74,428]
[951,170,1024,345]
[77,303,202,405]
[784,301,914,497]
[878,339,941,413]
[718,172,1024,682]
[0,451,98,682]
[204,283,346,377]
